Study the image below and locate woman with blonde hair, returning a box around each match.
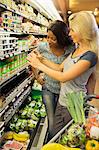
[27,11,99,138]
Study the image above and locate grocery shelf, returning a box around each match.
[30,32,47,36]
[0,51,21,60]
[0,74,33,116]
[0,1,48,148]
[0,3,48,27]
[5,86,31,126]
[0,127,5,140]
[0,122,4,130]
[0,64,29,88]
[0,86,31,143]
[0,30,47,36]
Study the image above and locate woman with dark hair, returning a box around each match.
[33,20,74,141]
[47,20,73,48]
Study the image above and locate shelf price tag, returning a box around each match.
[10,53,13,57]
[17,72,20,76]
[0,122,4,129]
[0,105,9,117]
[25,84,28,88]
[16,91,22,98]
[5,54,9,58]
[12,98,16,103]
[0,127,5,138]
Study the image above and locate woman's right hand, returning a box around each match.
[27,52,41,69]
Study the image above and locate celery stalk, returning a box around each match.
[65,93,77,122]
[64,92,86,124]
[77,92,86,124]
[70,92,82,124]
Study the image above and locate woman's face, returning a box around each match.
[69,28,81,43]
[47,30,57,47]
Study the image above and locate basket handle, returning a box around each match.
[84,94,99,101]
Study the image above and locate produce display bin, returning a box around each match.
[31,89,42,98]
[30,117,48,150]
[48,120,73,144]
[47,95,99,148]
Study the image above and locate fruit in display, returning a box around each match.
[13,131,29,142]
[41,143,81,150]
[4,131,14,140]
[60,124,86,148]
[86,140,99,150]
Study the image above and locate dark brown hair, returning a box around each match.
[48,20,74,48]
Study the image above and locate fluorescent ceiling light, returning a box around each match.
[30,0,62,20]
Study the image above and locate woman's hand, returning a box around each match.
[89,99,99,110]
[27,52,42,69]
[32,49,44,62]
[37,73,45,85]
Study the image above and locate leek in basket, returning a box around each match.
[64,91,86,124]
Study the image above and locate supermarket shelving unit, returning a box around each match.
[0,0,49,149]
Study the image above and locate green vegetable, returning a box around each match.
[64,91,85,124]
[21,110,27,118]
[10,123,16,131]
[40,108,46,117]
[60,124,86,148]
[31,113,39,121]
[21,119,27,129]
[29,101,36,107]
[66,93,77,123]
[27,120,37,128]
[59,134,68,145]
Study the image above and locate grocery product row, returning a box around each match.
[0,33,46,85]
[0,0,49,27]
[0,82,46,150]
[0,0,49,36]
[0,9,47,34]
[0,0,49,149]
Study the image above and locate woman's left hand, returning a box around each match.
[27,52,41,68]
[89,98,99,110]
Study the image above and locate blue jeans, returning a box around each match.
[51,101,72,139]
[42,86,59,139]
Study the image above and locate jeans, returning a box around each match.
[42,86,59,139]
[50,101,72,139]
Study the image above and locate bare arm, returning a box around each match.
[94,61,99,94]
[89,62,99,109]
[92,62,99,109]
[30,51,64,71]
[27,53,91,82]
[90,79,99,109]
[38,60,91,82]
[87,72,96,94]
[41,57,64,71]
[94,79,99,94]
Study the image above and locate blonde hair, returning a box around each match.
[69,11,99,57]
